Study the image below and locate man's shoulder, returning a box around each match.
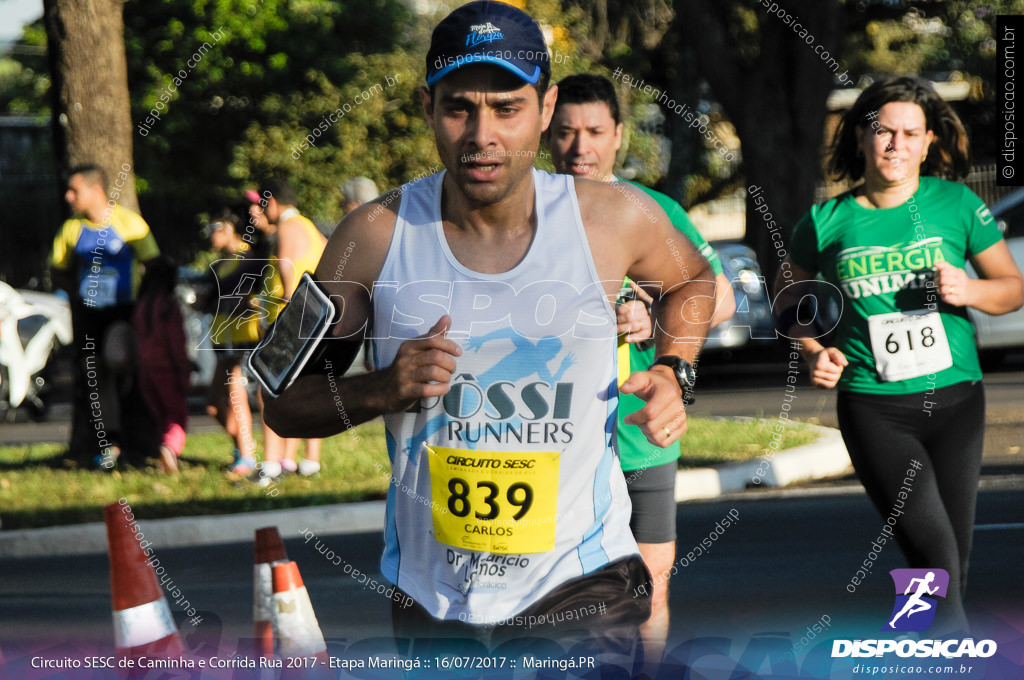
[112,203,144,221]
[351,189,402,231]
[56,216,83,236]
[279,210,313,232]
[626,181,673,206]
[624,181,689,220]
[280,211,327,246]
[372,187,406,218]
[574,177,662,232]
[51,218,84,267]
[348,173,437,236]
[574,175,634,204]
[314,193,400,285]
[111,204,152,235]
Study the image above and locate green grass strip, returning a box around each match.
[0,418,818,529]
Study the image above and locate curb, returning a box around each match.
[675,422,851,501]
[0,501,387,559]
[1,425,850,559]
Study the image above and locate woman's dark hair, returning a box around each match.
[210,207,240,230]
[137,256,179,334]
[828,75,970,181]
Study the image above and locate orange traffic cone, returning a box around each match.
[272,561,327,662]
[105,502,185,668]
[254,527,289,658]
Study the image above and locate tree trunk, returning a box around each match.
[43,0,139,212]
[660,15,703,206]
[676,0,847,282]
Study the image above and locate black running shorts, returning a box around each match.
[624,460,678,544]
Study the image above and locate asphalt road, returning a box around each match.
[688,351,1024,466]
[2,354,1021,676]
[1,486,1022,662]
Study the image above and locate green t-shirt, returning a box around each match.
[617,182,723,471]
[789,177,1001,395]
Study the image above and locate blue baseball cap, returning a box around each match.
[426,1,551,87]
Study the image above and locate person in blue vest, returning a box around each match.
[51,163,161,468]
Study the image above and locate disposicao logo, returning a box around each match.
[883,568,948,632]
[831,568,997,659]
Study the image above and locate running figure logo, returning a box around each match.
[882,568,949,632]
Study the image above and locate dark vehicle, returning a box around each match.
[702,242,778,353]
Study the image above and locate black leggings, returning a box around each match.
[837,381,985,632]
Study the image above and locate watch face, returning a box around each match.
[654,356,695,389]
[651,356,696,404]
[678,361,696,387]
[679,360,696,387]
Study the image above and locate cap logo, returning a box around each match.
[466,22,504,47]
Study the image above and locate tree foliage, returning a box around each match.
[672,0,848,280]
[1,0,1015,272]
[0,22,50,117]
[842,0,1024,161]
[122,0,419,232]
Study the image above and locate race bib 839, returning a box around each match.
[426,446,559,555]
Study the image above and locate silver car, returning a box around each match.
[968,189,1024,357]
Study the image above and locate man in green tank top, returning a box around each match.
[547,73,735,665]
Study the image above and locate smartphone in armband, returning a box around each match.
[248,272,336,398]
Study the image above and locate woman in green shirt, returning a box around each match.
[776,76,1022,633]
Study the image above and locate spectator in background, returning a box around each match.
[203,210,280,476]
[245,189,274,253]
[51,163,160,469]
[342,176,379,214]
[258,179,328,481]
[133,256,190,475]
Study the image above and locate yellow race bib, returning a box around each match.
[427,446,559,555]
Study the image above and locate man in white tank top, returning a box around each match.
[264,0,715,658]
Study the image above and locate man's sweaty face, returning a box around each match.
[548,102,622,183]
[426,65,548,205]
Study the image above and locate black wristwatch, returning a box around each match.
[650,356,696,405]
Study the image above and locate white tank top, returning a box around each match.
[370,168,639,623]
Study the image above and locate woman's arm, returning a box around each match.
[934,241,1024,315]
[711,271,737,328]
[772,258,848,389]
